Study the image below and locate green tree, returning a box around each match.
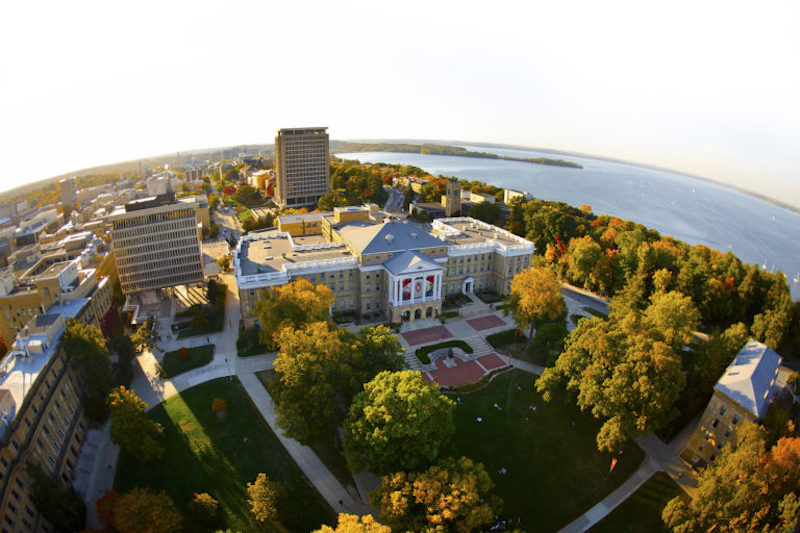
[27,463,85,533]
[468,201,502,225]
[247,473,279,523]
[255,278,334,349]
[344,370,456,474]
[369,456,499,533]
[64,318,112,421]
[232,184,263,207]
[507,266,566,341]
[358,324,405,376]
[131,318,159,353]
[662,423,800,533]
[109,334,136,387]
[108,386,165,463]
[537,293,696,451]
[208,221,220,239]
[318,191,349,211]
[113,488,183,533]
[216,254,231,272]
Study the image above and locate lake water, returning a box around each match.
[335,148,800,299]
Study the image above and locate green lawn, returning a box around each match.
[161,344,215,378]
[589,472,684,533]
[450,370,645,532]
[115,378,335,532]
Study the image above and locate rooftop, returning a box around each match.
[337,220,444,255]
[237,232,354,277]
[715,339,782,418]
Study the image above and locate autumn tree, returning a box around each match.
[232,184,263,207]
[96,489,120,529]
[317,191,349,211]
[468,201,502,225]
[108,386,165,463]
[507,266,565,341]
[357,324,405,377]
[663,423,800,533]
[537,292,698,451]
[113,488,183,533]
[344,370,456,474]
[131,318,159,353]
[65,318,112,421]
[186,492,220,532]
[255,278,334,349]
[370,456,499,533]
[216,255,231,272]
[313,513,390,533]
[247,473,279,523]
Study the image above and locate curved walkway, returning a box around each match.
[80,274,373,529]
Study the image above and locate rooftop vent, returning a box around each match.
[384,234,394,244]
[410,232,418,239]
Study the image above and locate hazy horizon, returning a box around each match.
[2,1,798,206]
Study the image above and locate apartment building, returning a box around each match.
[0,312,88,532]
[109,195,203,295]
[274,127,329,208]
[235,209,534,325]
[681,339,783,467]
[59,178,77,215]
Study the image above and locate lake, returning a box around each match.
[334,148,800,299]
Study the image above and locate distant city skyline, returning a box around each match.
[1,1,798,206]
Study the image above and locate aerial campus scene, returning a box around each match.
[1,2,799,533]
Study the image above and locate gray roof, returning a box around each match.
[34,314,61,328]
[715,339,782,418]
[338,221,443,255]
[383,251,443,275]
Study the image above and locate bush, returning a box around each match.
[211,398,227,413]
[486,329,525,349]
[178,347,190,360]
[187,492,220,532]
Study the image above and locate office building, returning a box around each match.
[109,195,203,295]
[681,340,783,467]
[274,127,329,208]
[59,178,77,215]
[235,210,534,325]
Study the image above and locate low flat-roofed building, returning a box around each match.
[503,189,534,204]
[235,215,534,325]
[0,311,88,531]
[681,339,783,467]
[276,211,329,236]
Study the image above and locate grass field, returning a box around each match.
[450,370,645,532]
[589,472,684,533]
[161,344,214,378]
[115,378,334,532]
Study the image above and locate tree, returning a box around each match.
[27,463,85,532]
[108,386,165,463]
[131,318,159,353]
[216,255,231,272]
[313,514,390,533]
[344,370,456,474]
[222,184,236,196]
[537,292,696,451]
[113,488,183,533]
[64,318,112,421]
[358,324,405,376]
[247,473,279,523]
[507,266,565,341]
[232,184,263,207]
[109,334,136,387]
[318,191,348,211]
[186,492,220,532]
[663,423,800,533]
[369,456,499,533]
[255,278,334,349]
[209,221,220,239]
[96,489,120,529]
[468,201,502,225]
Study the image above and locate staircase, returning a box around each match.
[467,336,494,357]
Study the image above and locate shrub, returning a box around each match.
[187,492,220,532]
[211,398,227,413]
[416,340,473,364]
[178,347,190,360]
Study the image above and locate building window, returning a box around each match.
[366,303,371,310]
[712,418,719,428]
[719,405,727,416]
[732,415,740,425]
[724,428,732,438]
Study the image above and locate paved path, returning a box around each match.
[78,273,376,528]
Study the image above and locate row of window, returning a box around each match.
[116,239,199,259]
[114,226,197,249]
[113,218,195,241]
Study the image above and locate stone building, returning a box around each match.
[235,209,534,326]
[681,339,783,467]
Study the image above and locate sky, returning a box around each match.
[1,0,799,206]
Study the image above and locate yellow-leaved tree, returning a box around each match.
[255,278,334,349]
[507,266,565,342]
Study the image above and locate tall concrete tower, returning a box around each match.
[274,127,329,208]
[59,177,77,215]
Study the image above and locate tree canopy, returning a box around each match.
[317,191,349,211]
[27,463,85,532]
[108,386,165,463]
[369,456,499,533]
[507,266,566,340]
[255,278,334,349]
[247,473,279,523]
[64,318,112,421]
[662,422,800,533]
[232,184,263,207]
[313,514,390,533]
[537,292,699,451]
[131,318,159,353]
[113,488,183,533]
[344,370,456,474]
[468,201,502,225]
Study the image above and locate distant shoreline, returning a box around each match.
[338,138,800,215]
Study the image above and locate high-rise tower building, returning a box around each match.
[274,127,329,208]
[59,177,77,214]
[443,180,462,217]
